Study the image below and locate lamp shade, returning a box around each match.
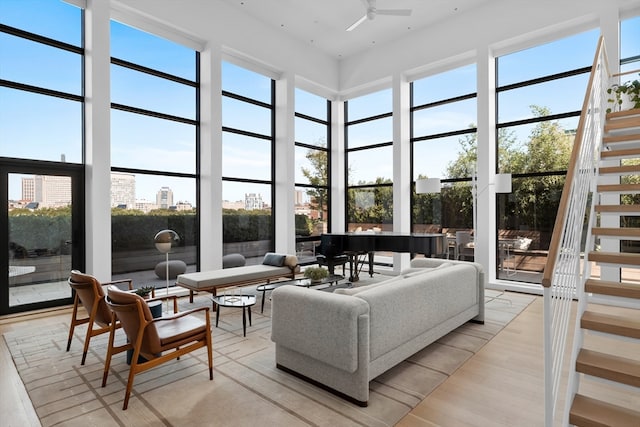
[494,173,512,193]
[154,229,179,254]
[416,178,441,194]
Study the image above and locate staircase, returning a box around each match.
[567,107,640,426]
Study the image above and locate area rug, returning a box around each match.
[4,284,535,427]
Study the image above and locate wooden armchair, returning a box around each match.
[67,270,134,365]
[102,286,213,410]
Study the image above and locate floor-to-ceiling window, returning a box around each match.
[110,21,199,279]
[496,29,599,283]
[0,0,84,313]
[345,89,393,232]
[411,64,477,260]
[294,88,330,263]
[221,62,275,263]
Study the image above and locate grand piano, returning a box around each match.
[319,232,447,281]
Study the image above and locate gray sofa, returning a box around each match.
[270,258,485,406]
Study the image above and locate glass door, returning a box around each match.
[1,162,84,314]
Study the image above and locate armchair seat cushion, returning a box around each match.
[156,316,208,348]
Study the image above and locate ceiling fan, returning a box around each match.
[346,0,412,32]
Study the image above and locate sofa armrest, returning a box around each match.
[271,285,369,373]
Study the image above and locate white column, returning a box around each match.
[476,46,498,285]
[274,73,296,255]
[598,6,622,283]
[199,46,223,271]
[331,100,346,231]
[392,72,411,272]
[84,0,111,281]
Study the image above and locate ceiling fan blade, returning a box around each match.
[346,14,368,32]
[376,9,412,16]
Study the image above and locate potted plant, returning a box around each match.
[134,286,155,299]
[303,266,329,282]
[606,73,640,113]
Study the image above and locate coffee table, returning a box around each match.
[256,274,346,313]
[211,294,256,337]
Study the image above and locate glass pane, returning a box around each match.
[0,87,82,163]
[0,0,81,46]
[111,110,196,174]
[347,186,393,230]
[9,173,72,306]
[0,33,82,95]
[414,133,476,181]
[348,146,393,185]
[347,88,392,121]
[111,174,197,279]
[621,15,640,73]
[222,61,272,103]
[347,116,393,148]
[295,146,327,185]
[110,21,195,81]
[295,88,327,119]
[222,132,271,180]
[222,181,273,261]
[110,173,196,210]
[498,73,588,123]
[295,116,328,146]
[496,175,564,283]
[497,29,599,87]
[413,98,477,137]
[111,64,196,119]
[413,64,477,105]
[498,118,577,174]
[222,96,272,135]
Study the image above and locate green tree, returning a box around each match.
[301,144,328,220]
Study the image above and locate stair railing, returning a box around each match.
[542,36,609,427]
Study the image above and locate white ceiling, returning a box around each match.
[219,0,495,59]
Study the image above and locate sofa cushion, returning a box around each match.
[177,264,292,289]
[357,264,478,361]
[400,262,452,278]
[333,275,403,296]
[263,252,286,267]
[271,286,369,373]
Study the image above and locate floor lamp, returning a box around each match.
[154,229,180,313]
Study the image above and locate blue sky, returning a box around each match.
[1,1,639,205]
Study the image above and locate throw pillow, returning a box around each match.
[262,252,286,267]
[283,254,298,268]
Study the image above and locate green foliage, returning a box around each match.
[302,143,328,218]
[303,266,329,280]
[295,214,313,236]
[606,73,640,113]
[222,211,272,242]
[347,178,393,225]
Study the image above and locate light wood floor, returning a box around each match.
[1,295,548,427]
[0,297,592,427]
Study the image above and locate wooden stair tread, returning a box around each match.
[595,204,640,213]
[601,148,640,159]
[607,108,640,120]
[599,164,640,174]
[585,278,640,299]
[576,349,640,387]
[592,227,640,237]
[596,183,640,192]
[570,394,640,427]
[581,310,640,339]
[588,251,640,266]
[604,116,640,132]
[603,133,640,144]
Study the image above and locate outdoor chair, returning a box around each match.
[102,286,213,410]
[66,270,134,365]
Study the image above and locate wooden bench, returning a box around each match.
[176,253,299,303]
